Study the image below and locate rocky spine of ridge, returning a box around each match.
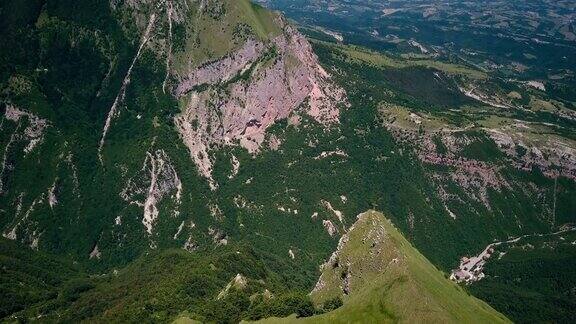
[312,211,399,298]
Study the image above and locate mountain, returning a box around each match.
[1,0,576,322]
[0,0,345,268]
[258,210,509,323]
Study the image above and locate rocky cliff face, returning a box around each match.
[172,15,345,188]
[107,0,347,237]
[101,0,346,189]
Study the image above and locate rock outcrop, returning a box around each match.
[120,149,182,234]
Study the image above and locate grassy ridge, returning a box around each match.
[259,211,509,323]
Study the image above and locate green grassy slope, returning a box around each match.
[172,0,281,72]
[259,210,509,323]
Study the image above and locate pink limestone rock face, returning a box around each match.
[174,17,347,188]
[102,1,347,189]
